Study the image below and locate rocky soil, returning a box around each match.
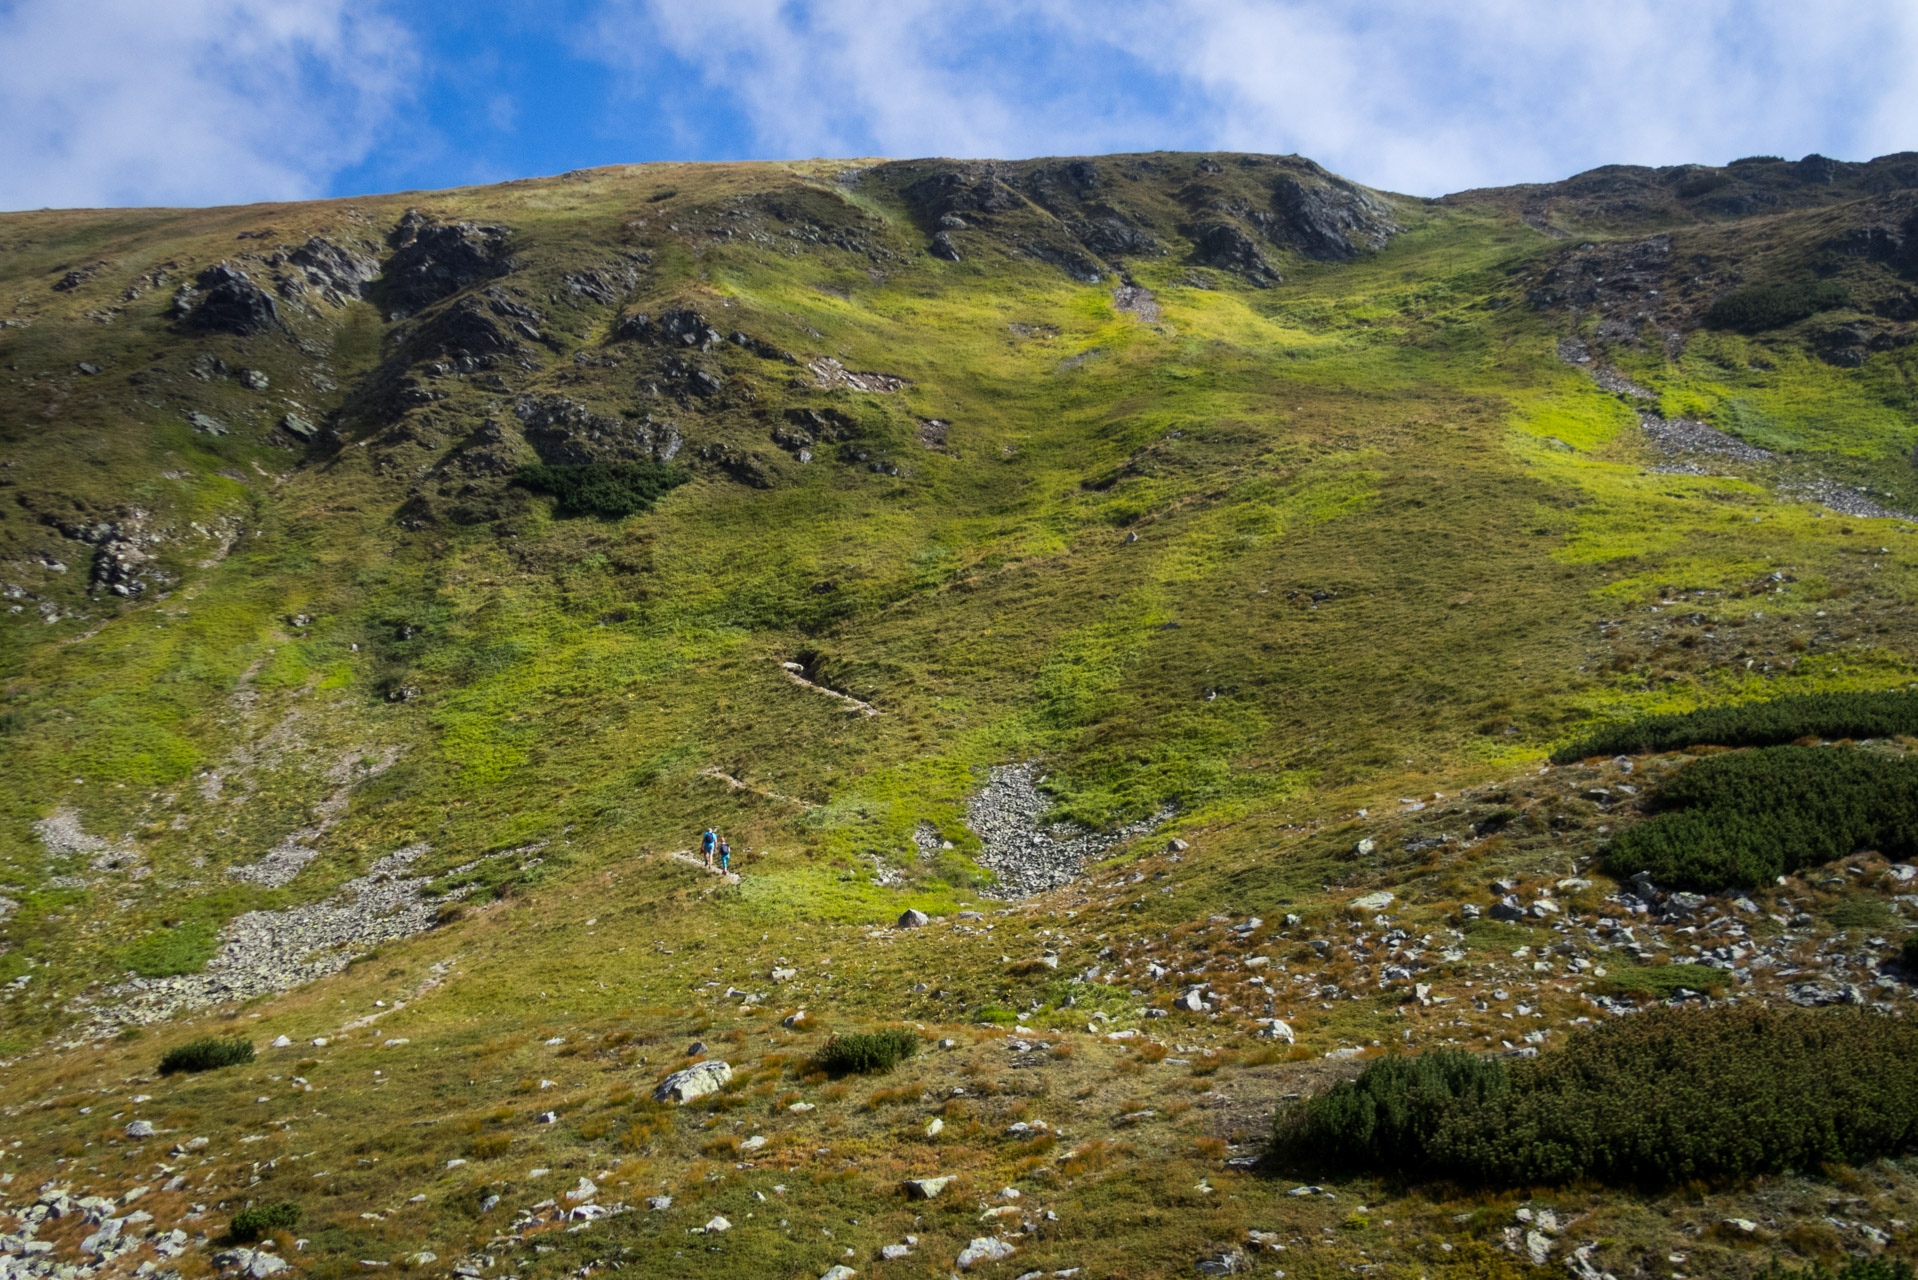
[64,845,509,1040]
[964,763,1167,898]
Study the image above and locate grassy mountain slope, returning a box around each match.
[2,150,1918,1278]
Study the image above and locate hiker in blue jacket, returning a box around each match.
[701,827,718,870]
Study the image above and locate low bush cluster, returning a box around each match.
[1704,279,1850,332]
[1273,1005,1918,1186]
[157,1036,255,1075]
[1552,689,1918,762]
[1603,745,1918,889]
[229,1200,301,1242]
[815,1028,920,1076]
[513,461,689,518]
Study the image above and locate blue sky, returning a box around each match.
[4,0,1918,211]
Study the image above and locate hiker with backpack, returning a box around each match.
[719,836,731,873]
[701,827,718,870]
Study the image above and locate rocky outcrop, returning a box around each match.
[395,286,549,381]
[1269,174,1399,260]
[180,263,279,336]
[1189,222,1280,286]
[384,210,514,312]
[286,236,381,303]
[514,394,682,465]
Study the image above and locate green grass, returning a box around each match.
[119,921,219,977]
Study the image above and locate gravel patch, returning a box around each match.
[1780,479,1917,522]
[965,763,1167,898]
[1639,413,1772,463]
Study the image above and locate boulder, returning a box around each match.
[124,1120,155,1139]
[897,908,930,929]
[956,1237,1015,1269]
[1351,891,1394,911]
[1197,1246,1250,1276]
[904,1176,953,1199]
[822,1268,859,1280]
[653,1059,733,1103]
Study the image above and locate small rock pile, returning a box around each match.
[964,763,1166,898]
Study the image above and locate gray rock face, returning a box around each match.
[965,763,1166,898]
[185,263,279,336]
[385,210,514,312]
[287,235,381,303]
[514,394,682,466]
[903,1176,952,1199]
[897,908,930,929]
[1188,222,1279,286]
[653,1059,733,1103]
[1268,175,1399,260]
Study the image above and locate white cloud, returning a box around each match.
[0,0,417,211]
[584,0,1918,193]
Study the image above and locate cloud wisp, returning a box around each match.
[0,0,417,211]
[584,0,1918,194]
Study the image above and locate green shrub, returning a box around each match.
[1553,689,1918,762]
[229,1200,301,1242]
[1704,280,1849,332]
[1603,746,1918,890]
[1275,1005,1918,1186]
[815,1028,920,1076]
[512,461,689,518]
[121,921,218,978]
[157,1036,255,1075]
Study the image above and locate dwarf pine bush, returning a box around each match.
[1552,689,1918,762]
[157,1036,255,1075]
[229,1200,301,1242]
[815,1028,920,1076]
[1603,746,1918,889]
[513,461,689,518]
[1274,1006,1918,1186]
